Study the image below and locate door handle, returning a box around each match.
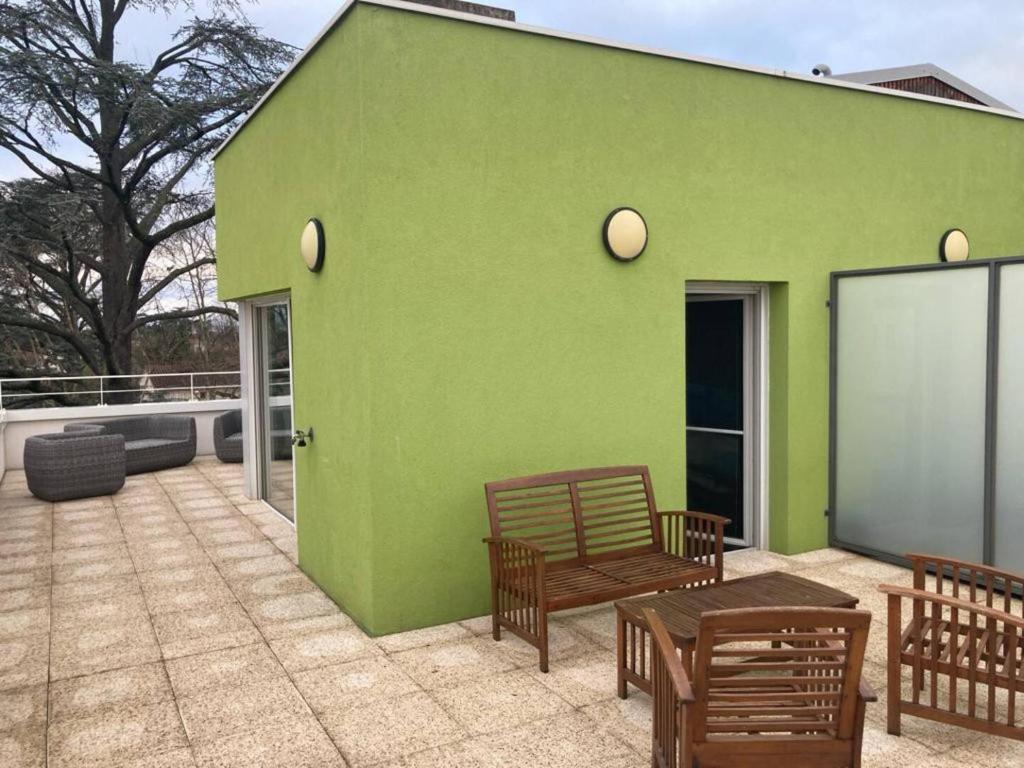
[292,427,314,447]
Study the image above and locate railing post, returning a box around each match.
[99,376,104,406]
[190,373,195,401]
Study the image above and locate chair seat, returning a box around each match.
[126,438,180,450]
[591,551,707,585]
[900,616,1024,688]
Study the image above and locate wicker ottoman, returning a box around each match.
[24,432,126,502]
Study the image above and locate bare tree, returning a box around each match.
[0,0,292,397]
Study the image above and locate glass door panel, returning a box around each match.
[832,268,988,562]
[686,297,749,545]
[256,302,294,521]
[994,264,1024,571]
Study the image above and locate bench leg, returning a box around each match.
[492,611,500,641]
[538,608,549,673]
[887,594,902,736]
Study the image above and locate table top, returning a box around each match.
[614,571,859,643]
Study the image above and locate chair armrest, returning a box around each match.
[658,510,731,526]
[858,678,878,703]
[642,607,696,703]
[878,584,1024,632]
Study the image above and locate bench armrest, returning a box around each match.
[659,510,728,582]
[658,510,731,525]
[482,536,548,556]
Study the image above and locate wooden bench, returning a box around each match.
[880,554,1024,742]
[483,465,727,671]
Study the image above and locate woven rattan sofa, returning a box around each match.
[213,410,243,463]
[65,415,196,474]
[25,431,126,501]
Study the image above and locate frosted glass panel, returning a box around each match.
[994,265,1024,572]
[834,268,988,562]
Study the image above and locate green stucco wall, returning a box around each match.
[214,3,1024,634]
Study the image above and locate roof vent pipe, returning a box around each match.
[812,64,832,77]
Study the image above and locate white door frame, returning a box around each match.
[240,293,297,528]
[685,282,770,550]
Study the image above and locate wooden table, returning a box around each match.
[615,570,859,697]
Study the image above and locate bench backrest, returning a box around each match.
[484,466,661,565]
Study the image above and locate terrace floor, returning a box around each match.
[0,459,1022,768]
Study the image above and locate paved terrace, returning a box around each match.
[0,459,1021,767]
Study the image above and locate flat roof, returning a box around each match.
[213,0,1024,160]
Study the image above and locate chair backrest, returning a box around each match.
[648,606,871,767]
[484,466,660,565]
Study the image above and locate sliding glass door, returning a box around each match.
[254,300,294,521]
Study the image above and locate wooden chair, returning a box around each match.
[484,466,727,671]
[879,553,1024,742]
[645,605,875,768]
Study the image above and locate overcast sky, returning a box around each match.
[2,0,1022,181]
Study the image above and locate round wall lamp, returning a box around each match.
[300,218,325,272]
[939,228,969,263]
[602,207,648,262]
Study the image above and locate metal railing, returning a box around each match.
[0,370,252,409]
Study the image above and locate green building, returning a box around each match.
[213,0,1024,635]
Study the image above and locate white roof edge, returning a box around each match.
[833,63,1013,111]
[212,0,1024,160]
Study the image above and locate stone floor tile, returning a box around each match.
[376,622,473,654]
[557,607,618,651]
[49,662,173,721]
[50,619,161,680]
[580,696,652,755]
[786,547,860,569]
[489,621,600,665]
[456,615,493,636]
[101,747,199,768]
[52,575,141,607]
[47,699,187,768]
[0,723,45,768]
[121,520,193,541]
[0,568,49,593]
[142,578,238,616]
[177,677,312,744]
[0,607,49,639]
[464,710,640,768]
[269,626,381,673]
[292,655,421,713]
[432,668,574,735]
[246,590,339,628]
[192,715,345,768]
[229,569,320,604]
[208,540,280,562]
[52,528,125,551]
[166,642,286,698]
[0,586,49,613]
[373,740,485,768]
[52,556,137,583]
[0,683,47,731]
[177,505,238,523]
[51,542,130,566]
[0,553,50,574]
[320,691,466,766]
[152,603,261,659]
[137,563,223,591]
[51,591,149,631]
[722,548,796,574]
[523,650,621,706]
[256,611,356,641]
[390,636,517,690]
[218,553,295,582]
[0,637,48,691]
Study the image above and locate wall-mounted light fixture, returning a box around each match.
[602,207,648,262]
[939,228,969,263]
[301,218,325,272]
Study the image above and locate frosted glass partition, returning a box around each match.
[833,268,989,562]
[995,264,1024,571]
